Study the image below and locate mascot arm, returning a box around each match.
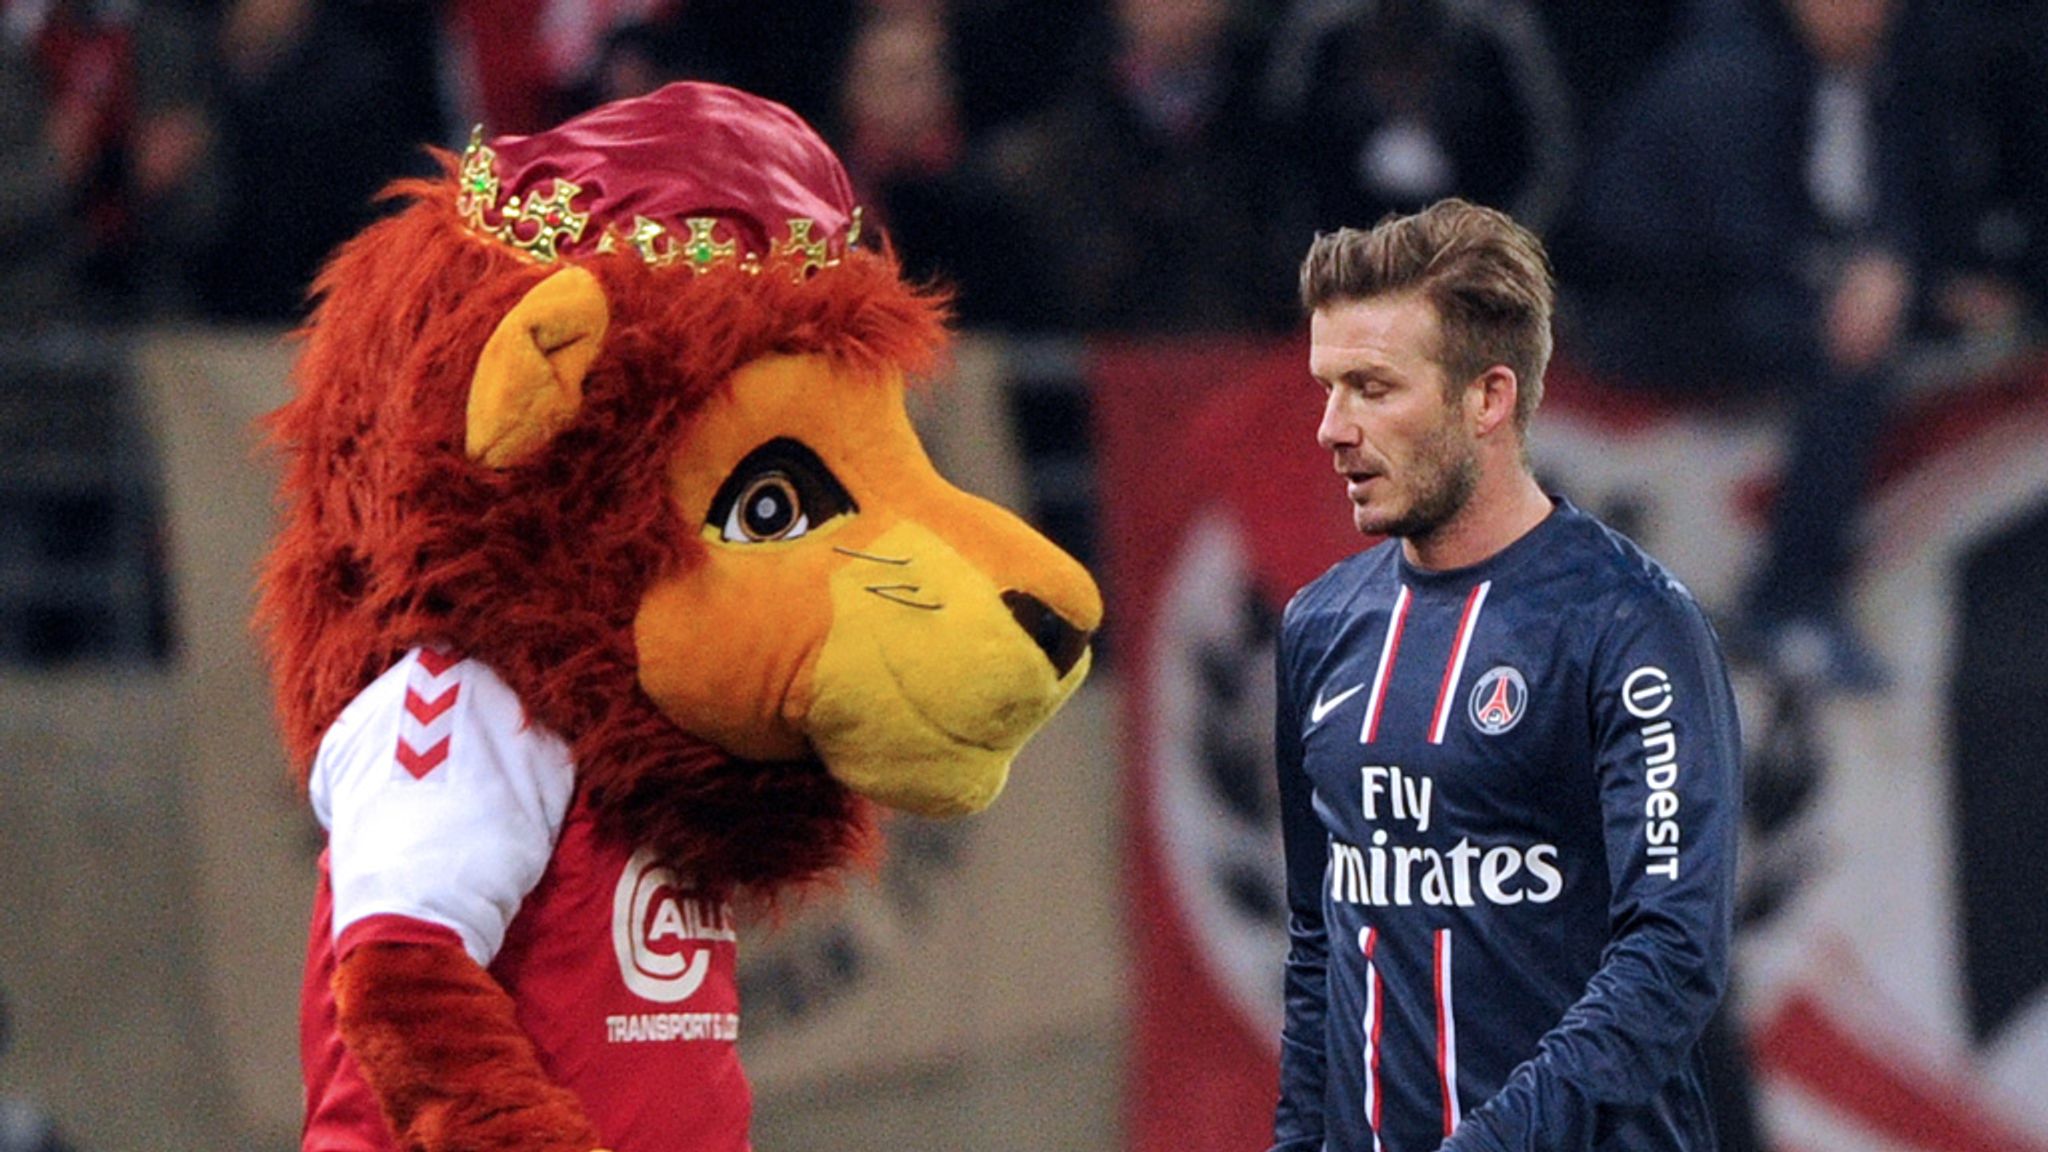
[314,652,598,1149]
[336,937,607,1152]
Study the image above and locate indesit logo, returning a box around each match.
[1622,665,1674,720]
[1621,666,1684,880]
[611,848,735,1003]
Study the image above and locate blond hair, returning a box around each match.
[1300,198,1554,429]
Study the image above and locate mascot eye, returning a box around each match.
[727,474,804,541]
[706,438,856,544]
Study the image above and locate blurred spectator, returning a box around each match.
[531,0,678,110]
[948,0,1100,139]
[672,0,858,140]
[1268,0,1576,236]
[1560,0,1937,692]
[1,0,219,323]
[471,0,858,135]
[202,0,444,322]
[444,0,674,134]
[443,0,558,134]
[1529,0,1686,141]
[576,14,690,106]
[836,7,1042,327]
[1911,1,2048,346]
[0,13,86,324]
[983,0,1298,332]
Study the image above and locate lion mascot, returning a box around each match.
[254,81,1100,1152]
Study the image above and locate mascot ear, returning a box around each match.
[467,266,611,467]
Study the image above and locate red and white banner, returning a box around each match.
[1535,353,2048,1152]
[1094,336,1364,1152]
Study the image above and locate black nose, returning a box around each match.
[1002,590,1092,678]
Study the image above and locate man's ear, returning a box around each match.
[467,265,611,468]
[1470,365,1520,438]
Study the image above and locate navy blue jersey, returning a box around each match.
[1272,498,1740,1152]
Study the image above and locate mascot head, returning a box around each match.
[257,82,1101,898]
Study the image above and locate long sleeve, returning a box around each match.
[1272,603,1333,1152]
[1446,590,1741,1152]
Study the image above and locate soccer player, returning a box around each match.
[1271,199,1741,1152]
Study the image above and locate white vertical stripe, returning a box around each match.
[1437,928,1462,1135]
[1429,581,1491,744]
[1360,585,1412,744]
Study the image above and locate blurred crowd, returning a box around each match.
[5,0,2047,684]
[9,0,2044,338]
[3,0,2041,334]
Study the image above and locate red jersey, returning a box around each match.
[300,649,751,1151]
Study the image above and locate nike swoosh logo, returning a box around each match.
[1309,683,1365,724]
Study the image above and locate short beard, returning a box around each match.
[1366,415,1479,542]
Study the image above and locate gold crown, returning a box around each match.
[455,126,863,275]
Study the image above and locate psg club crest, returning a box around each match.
[1468,666,1528,735]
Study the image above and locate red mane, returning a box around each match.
[256,157,949,898]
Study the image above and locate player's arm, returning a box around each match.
[1271,601,1332,1152]
[1446,589,1740,1152]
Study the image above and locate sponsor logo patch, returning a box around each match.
[611,848,735,1004]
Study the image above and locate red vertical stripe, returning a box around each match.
[1435,928,1461,1136]
[1429,582,1490,744]
[1361,926,1384,1152]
